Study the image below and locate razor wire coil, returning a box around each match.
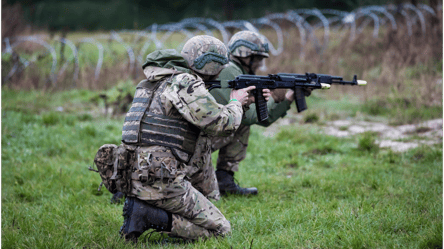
[2,4,439,87]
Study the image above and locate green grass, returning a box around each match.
[2,88,442,248]
[361,97,443,125]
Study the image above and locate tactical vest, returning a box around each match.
[122,76,200,160]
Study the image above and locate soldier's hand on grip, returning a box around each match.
[261,89,272,100]
[245,88,271,107]
[230,86,257,107]
[285,89,295,102]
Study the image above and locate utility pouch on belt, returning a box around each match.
[131,147,178,184]
[92,144,136,194]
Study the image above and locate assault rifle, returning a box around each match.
[206,73,367,122]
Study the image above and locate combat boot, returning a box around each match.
[110,191,124,204]
[216,170,258,196]
[120,197,172,242]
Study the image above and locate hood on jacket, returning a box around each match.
[142,49,192,81]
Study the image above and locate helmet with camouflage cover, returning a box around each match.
[228,31,269,58]
[181,35,229,76]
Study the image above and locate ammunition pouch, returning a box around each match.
[131,148,180,184]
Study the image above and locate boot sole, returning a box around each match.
[220,189,258,196]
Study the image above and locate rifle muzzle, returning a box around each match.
[357,80,367,86]
[320,83,331,89]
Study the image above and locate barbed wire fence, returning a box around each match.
[2,3,440,89]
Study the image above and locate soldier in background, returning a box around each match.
[119,35,270,242]
[210,31,299,195]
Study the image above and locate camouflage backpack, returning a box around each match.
[91,144,135,194]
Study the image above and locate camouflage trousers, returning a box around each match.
[211,124,250,172]
[145,184,231,239]
[128,145,230,240]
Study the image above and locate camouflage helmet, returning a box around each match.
[181,35,229,76]
[228,31,269,58]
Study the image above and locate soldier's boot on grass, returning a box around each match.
[216,170,258,196]
[110,191,125,204]
[120,197,172,243]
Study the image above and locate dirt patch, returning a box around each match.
[325,119,442,138]
[324,119,442,152]
[262,118,442,152]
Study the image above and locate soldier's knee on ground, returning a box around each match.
[217,218,231,236]
[169,214,211,239]
[169,213,231,240]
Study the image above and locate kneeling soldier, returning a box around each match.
[210,31,296,195]
[119,35,269,242]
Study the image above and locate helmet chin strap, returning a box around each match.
[238,56,255,75]
[195,72,217,81]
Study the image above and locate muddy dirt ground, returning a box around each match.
[262,115,442,152]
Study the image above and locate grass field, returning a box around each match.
[2,17,443,248]
[1,85,442,248]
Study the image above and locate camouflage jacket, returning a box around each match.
[128,49,242,200]
[210,59,291,127]
[136,49,243,140]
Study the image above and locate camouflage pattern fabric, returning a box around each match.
[144,184,231,240]
[94,144,136,194]
[228,31,269,58]
[125,63,242,240]
[129,141,219,201]
[94,144,118,193]
[164,73,242,136]
[211,124,250,172]
[181,35,229,76]
[184,135,220,200]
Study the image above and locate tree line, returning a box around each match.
[3,0,437,31]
